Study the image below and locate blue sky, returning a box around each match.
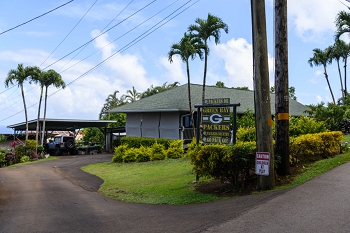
[0,0,349,127]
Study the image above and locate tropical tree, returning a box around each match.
[140,81,180,98]
[335,10,350,40]
[188,13,229,104]
[215,81,225,88]
[41,70,66,145]
[339,41,350,97]
[308,47,336,104]
[4,64,36,141]
[168,32,204,137]
[330,40,346,103]
[125,86,141,102]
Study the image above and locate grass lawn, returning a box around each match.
[82,158,221,205]
[82,152,350,205]
[342,134,350,142]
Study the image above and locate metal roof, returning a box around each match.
[109,84,310,116]
[7,118,116,132]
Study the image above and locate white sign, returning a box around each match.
[255,152,270,176]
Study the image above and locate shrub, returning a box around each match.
[112,145,128,163]
[135,146,151,162]
[237,127,256,142]
[290,131,342,163]
[289,116,327,137]
[0,134,7,144]
[15,145,26,162]
[20,155,30,163]
[121,137,171,149]
[122,148,137,163]
[0,151,6,163]
[150,143,166,161]
[166,140,184,159]
[25,140,37,151]
[190,141,256,191]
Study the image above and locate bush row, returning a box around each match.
[112,139,184,163]
[290,131,342,163]
[189,141,256,191]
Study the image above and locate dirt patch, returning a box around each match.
[195,163,308,197]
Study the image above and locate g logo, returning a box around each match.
[210,114,223,124]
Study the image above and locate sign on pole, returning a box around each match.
[255,152,270,176]
[202,98,231,144]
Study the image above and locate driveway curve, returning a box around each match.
[0,154,349,233]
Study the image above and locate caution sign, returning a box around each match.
[255,152,270,176]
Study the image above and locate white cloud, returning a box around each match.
[91,29,156,92]
[288,0,344,41]
[212,38,274,89]
[159,56,187,84]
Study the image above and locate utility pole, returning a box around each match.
[275,0,290,175]
[251,0,275,189]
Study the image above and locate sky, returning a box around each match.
[0,0,349,127]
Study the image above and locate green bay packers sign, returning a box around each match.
[202,98,231,144]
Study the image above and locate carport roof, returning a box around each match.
[7,118,116,132]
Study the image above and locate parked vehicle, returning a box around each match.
[45,135,76,156]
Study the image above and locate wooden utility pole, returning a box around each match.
[251,0,275,189]
[275,0,290,175]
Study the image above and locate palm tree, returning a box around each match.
[125,86,140,102]
[41,70,66,145]
[330,40,346,103]
[4,64,36,141]
[30,66,44,147]
[308,47,336,104]
[188,13,229,104]
[335,10,350,40]
[99,90,122,119]
[168,33,204,137]
[339,41,350,97]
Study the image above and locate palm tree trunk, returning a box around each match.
[345,58,348,96]
[202,42,208,105]
[36,86,44,148]
[41,86,49,146]
[21,85,29,141]
[337,60,345,103]
[324,68,336,104]
[186,61,196,138]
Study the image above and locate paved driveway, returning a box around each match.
[0,154,349,233]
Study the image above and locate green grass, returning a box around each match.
[342,134,350,142]
[82,158,222,205]
[83,153,350,205]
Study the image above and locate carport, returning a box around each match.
[7,118,116,151]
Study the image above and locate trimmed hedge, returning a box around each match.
[112,137,184,163]
[189,141,256,191]
[290,131,342,162]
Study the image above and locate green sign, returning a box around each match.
[202,99,231,144]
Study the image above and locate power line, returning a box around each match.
[58,0,134,72]
[59,0,181,75]
[0,0,199,122]
[40,0,98,68]
[42,0,157,71]
[0,0,74,36]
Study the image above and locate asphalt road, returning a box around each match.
[0,154,350,233]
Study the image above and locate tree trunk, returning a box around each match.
[41,86,49,146]
[202,42,208,105]
[324,69,336,104]
[275,0,290,176]
[36,86,44,148]
[186,61,196,138]
[345,58,348,97]
[21,84,29,141]
[251,0,275,190]
[337,60,345,103]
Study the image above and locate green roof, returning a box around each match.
[109,84,310,116]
